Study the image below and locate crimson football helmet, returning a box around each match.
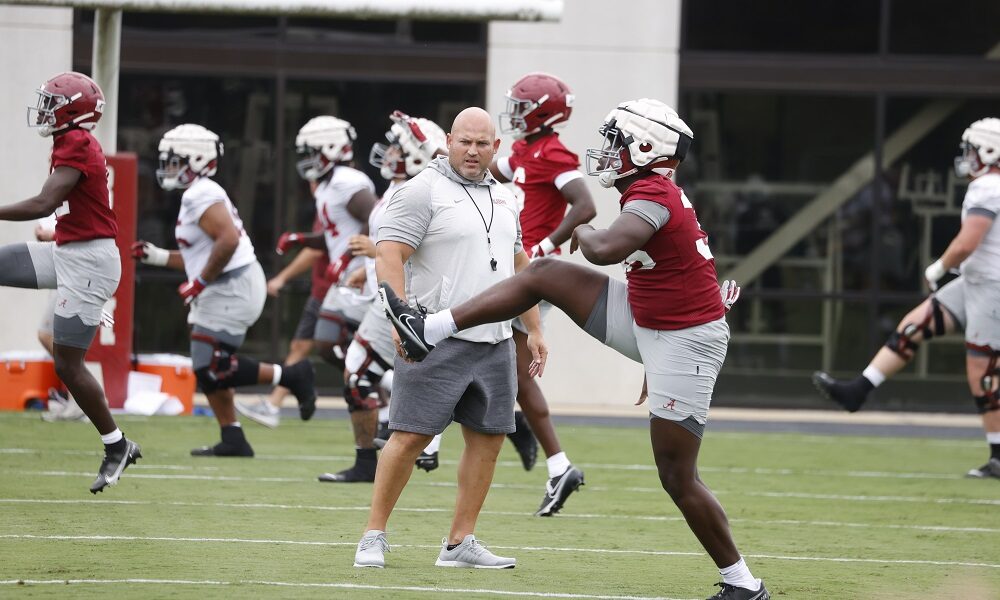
[499,72,574,139]
[586,98,693,188]
[369,111,447,180]
[27,72,105,138]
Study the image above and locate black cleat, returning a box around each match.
[535,466,584,516]
[191,425,254,457]
[190,441,254,457]
[507,411,538,471]
[90,438,142,494]
[319,450,376,482]
[378,282,433,361]
[707,581,770,600]
[966,457,1000,479]
[812,371,868,413]
[280,360,317,421]
[415,451,439,472]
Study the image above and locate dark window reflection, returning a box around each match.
[683,0,879,53]
[889,0,1000,55]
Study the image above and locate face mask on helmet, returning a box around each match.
[954,142,981,178]
[585,120,637,188]
[156,151,197,190]
[296,146,333,181]
[499,97,536,138]
[369,131,407,180]
[27,90,67,137]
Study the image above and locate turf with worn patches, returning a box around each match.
[0,412,997,599]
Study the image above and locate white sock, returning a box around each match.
[424,309,458,346]
[423,433,442,454]
[231,422,242,428]
[546,451,571,479]
[986,432,1000,445]
[100,429,123,445]
[862,365,886,387]
[271,365,283,386]
[378,406,390,423]
[720,557,759,591]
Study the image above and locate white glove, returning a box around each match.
[100,310,115,329]
[530,237,557,259]
[720,279,741,313]
[924,259,946,291]
[133,241,170,267]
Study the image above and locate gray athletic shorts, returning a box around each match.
[959,278,1000,349]
[353,299,395,367]
[292,296,322,341]
[320,285,370,324]
[52,239,121,327]
[389,337,516,436]
[188,261,266,337]
[511,300,553,335]
[37,292,57,335]
[583,278,729,437]
[934,277,967,329]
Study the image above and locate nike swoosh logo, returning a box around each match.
[399,314,419,335]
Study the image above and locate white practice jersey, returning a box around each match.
[175,177,257,282]
[315,165,374,265]
[959,172,1000,283]
[364,179,403,292]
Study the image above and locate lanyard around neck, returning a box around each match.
[461,184,498,271]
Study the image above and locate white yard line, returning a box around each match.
[1,497,996,534]
[0,447,975,481]
[2,534,998,570]
[0,579,693,600]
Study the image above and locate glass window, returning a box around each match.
[889,0,1000,56]
[683,0,879,54]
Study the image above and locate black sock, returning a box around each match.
[357,448,377,462]
[221,424,248,445]
[447,543,459,551]
[105,438,126,452]
[851,375,875,394]
[991,443,1000,461]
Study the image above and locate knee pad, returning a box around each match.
[191,333,258,392]
[885,298,947,359]
[973,346,1000,413]
[345,372,380,412]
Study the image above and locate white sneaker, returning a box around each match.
[354,530,389,568]
[435,534,515,569]
[235,396,280,428]
[42,394,89,423]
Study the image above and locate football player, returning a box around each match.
[380,99,766,600]
[491,72,598,514]
[317,111,447,482]
[0,72,141,493]
[133,124,316,457]
[815,117,1000,479]
[235,221,329,428]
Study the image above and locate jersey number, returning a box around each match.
[511,166,526,211]
[681,191,715,261]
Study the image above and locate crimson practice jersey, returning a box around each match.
[620,175,724,330]
[499,133,582,251]
[50,129,117,245]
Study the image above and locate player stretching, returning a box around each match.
[492,72,597,514]
[815,118,1000,479]
[380,99,766,599]
[133,124,315,457]
[0,72,140,493]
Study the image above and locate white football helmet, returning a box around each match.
[156,124,223,190]
[369,110,447,180]
[955,118,1000,178]
[585,98,693,188]
[295,115,356,181]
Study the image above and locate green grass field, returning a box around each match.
[0,411,997,599]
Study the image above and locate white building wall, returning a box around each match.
[0,6,73,353]
[487,0,682,412]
